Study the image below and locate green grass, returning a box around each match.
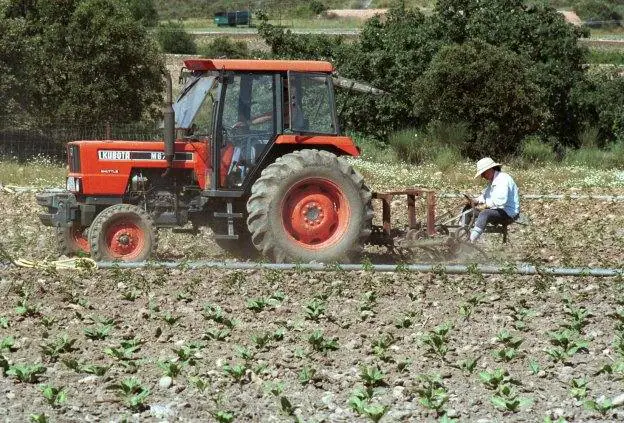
[0,158,65,188]
[586,47,624,64]
[180,17,362,31]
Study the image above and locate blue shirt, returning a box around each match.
[477,171,520,218]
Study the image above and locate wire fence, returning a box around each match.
[0,120,163,163]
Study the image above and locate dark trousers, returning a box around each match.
[473,208,515,231]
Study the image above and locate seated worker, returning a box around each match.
[468,157,520,243]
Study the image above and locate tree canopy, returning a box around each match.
[0,0,164,127]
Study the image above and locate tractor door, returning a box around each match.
[217,73,279,189]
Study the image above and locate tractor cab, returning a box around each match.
[173,59,341,192]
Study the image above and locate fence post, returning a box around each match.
[105,121,111,139]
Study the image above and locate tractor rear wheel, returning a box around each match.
[246,149,373,263]
[88,204,157,262]
[56,223,90,256]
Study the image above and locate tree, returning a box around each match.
[156,21,197,54]
[125,0,159,27]
[413,41,544,158]
[0,0,164,126]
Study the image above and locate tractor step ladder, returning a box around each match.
[213,201,242,240]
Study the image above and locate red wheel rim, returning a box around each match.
[104,219,145,260]
[281,178,350,250]
[71,225,90,252]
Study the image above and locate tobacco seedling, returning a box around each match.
[308,330,338,353]
[298,365,316,385]
[479,368,514,390]
[84,324,113,340]
[569,377,588,400]
[359,291,377,320]
[39,316,56,330]
[506,303,535,332]
[545,329,589,363]
[158,359,183,377]
[528,359,541,375]
[6,363,46,383]
[493,329,523,362]
[15,296,39,317]
[173,342,203,365]
[0,316,8,328]
[585,397,616,415]
[203,304,238,328]
[235,345,255,361]
[421,322,453,359]
[246,297,269,312]
[188,376,209,392]
[204,327,231,341]
[161,312,182,326]
[41,334,77,360]
[213,410,235,423]
[29,414,47,423]
[491,383,533,412]
[371,333,396,362]
[397,358,412,373]
[222,363,247,382]
[562,300,592,333]
[109,377,150,411]
[81,363,110,376]
[415,373,448,415]
[265,381,285,396]
[348,389,389,423]
[303,298,326,321]
[394,312,417,329]
[360,365,386,389]
[104,338,142,361]
[252,332,273,351]
[121,289,141,301]
[40,384,67,408]
[458,357,477,374]
[0,336,17,352]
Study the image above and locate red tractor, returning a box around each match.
[37,59,373,263]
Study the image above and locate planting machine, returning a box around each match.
[36,59,484,263]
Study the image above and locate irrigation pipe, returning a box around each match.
[3,185,624,201]
[94,261,624,277]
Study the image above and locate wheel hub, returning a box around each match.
[282,178,350,249]
[105,221,144,259]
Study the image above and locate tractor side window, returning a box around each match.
[287,72,337,135]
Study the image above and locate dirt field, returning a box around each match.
[0,162,624,421]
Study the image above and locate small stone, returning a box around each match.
[159,376,173,389]
[612,393,624,406]
[537,370,547,378]
[446,409,459,418]
[6,392,15,400]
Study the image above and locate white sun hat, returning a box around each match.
[474,157,502,178]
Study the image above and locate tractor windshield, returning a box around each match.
[174,76,217,130]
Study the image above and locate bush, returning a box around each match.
[413,41,544,158]
[310,1,328,16]
[156,21,196,54]
[574,0,623,28]
[521,136,557,164]
[571,68,624,146]
[199,37,249,59]
[387,127,464,167]
[125,0,159,27]
[564,145,624,169]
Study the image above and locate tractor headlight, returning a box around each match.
[66,176,81,193]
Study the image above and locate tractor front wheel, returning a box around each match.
[88,204,157,262]
[56,223,90,256]
[246,149,373,263]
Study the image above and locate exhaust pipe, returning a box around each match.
[162,71,175,173]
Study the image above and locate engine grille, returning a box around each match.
[68,144,80,172]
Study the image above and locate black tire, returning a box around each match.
[56,223,90,256]
[88,204,157,262]
[246,149,373,263]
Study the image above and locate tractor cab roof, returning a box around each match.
[183,59,334,73]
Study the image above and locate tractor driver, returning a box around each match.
[466,157,520,243]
